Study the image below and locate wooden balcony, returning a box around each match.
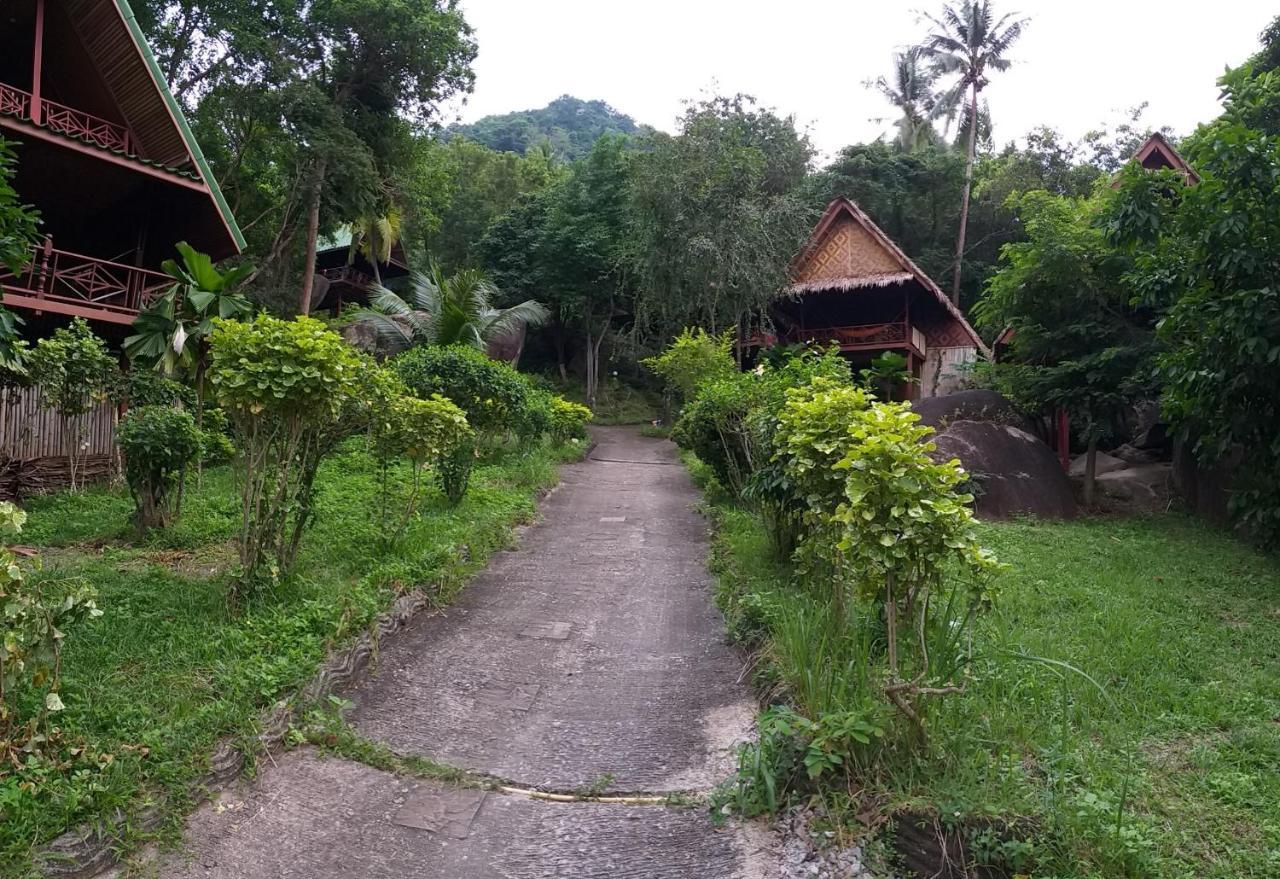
[769,321,928,355]
[0,81,132,154]
[0,238,171,324]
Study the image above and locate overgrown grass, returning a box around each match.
[694,456,1280,878]
[552,375,660,426]
[1,438,581,876]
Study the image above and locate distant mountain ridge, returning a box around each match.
[449,95,648,159]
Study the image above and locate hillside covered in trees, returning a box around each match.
[448,95,646,159]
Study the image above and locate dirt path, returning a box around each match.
[158,427,776,878]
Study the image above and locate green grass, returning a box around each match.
[695,456,1280,878]
[552,376,661,426]
[0,438,581,876]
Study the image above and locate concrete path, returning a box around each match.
[159,427,776,878]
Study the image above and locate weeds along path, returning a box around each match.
[159,427,776,878]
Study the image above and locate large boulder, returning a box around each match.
[1095,463,1175,513]
[1068,452,1128,479]
[912,389,1036,435]
[931,420,1077,520]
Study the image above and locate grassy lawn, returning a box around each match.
[697,459,1280,878]
[0,438,581,876]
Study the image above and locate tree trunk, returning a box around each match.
[298,158,327,316]
[1083,430,1099,509]
[949,84,979,304]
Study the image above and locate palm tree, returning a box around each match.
[346,209,403,285]
[868,48,944,152]
[347,264,550,358]
[124,241,252,399]
[918,0,1028,302]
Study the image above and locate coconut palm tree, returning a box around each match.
[868,48,944,152]
[346,209,403,285]
[347,264,550,357]
[918,0,1028,302]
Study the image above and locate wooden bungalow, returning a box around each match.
[1113,132,1199,187]
[757,197,987,398]
[313,228,411,315]
[0,0,243,335]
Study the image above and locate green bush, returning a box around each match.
[207,315,365,593]
[0,502,100,761]
[437,439,476,506]
[118,405,203,531]
[774,384,1003,735]
[371,393,472,536]
[641,326,736,406]
[197,407,236,465]
[123,370,195,409]
[671,349,853,555]
[392,345,530,438]
[548,397,592,442]
[515,388,555,442]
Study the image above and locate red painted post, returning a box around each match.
[1056,408,1070,471]
[31,0,45,126]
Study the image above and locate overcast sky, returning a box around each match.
[444,0,1276,162]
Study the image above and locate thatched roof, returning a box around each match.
[1126,132,1199,186]
[789,198,986,352]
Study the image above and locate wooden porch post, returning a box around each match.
[31,0,45,125]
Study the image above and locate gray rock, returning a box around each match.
[1068,452,1128,479]
[1096,462,1175,512]
[1111,443,1159,465]
[912,389,1035,434]
[931,420,1077,520]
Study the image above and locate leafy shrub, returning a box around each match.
[123,370,195,409]
[642,327,736,406]
[207,315,365,593]
[515,388,555,442]
[672,349,853,555]
[118,405,202,531]
[28,318,118,491]
[0,502,101,760]
[371,393,472,539]
[717,705,885,818]
[197,406,236,465]
[774,385,1003,735]
[437,439,476,506]
[392,345,530,438]
[548,397,592,442]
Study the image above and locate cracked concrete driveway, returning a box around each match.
[158,427,776,878]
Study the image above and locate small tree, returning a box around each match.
[28,319,117,491]
[641,327,737,415]
[773,381,1002,739]
[207,315,364,594]
[391,344,532,441]
[118,406,203,532]
[0,502,101,761]
[371,393,471,542]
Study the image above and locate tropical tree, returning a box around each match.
[346,207,403,285]
[0,137,39,277]
[347,264,548,357]
[867,48,943,152]
[124,242,253,420]
[918,0,1028,302]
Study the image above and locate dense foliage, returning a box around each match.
[0,137,39,275]
[370,392,471,539]
[118,406,204,532]
[641,327,736,407]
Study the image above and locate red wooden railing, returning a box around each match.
[0,239,171,323]
[788,321,911,350]
[0,81,131,155]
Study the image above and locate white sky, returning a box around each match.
[445,0,1276,162]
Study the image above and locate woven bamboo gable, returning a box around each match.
[789,198,987,353]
